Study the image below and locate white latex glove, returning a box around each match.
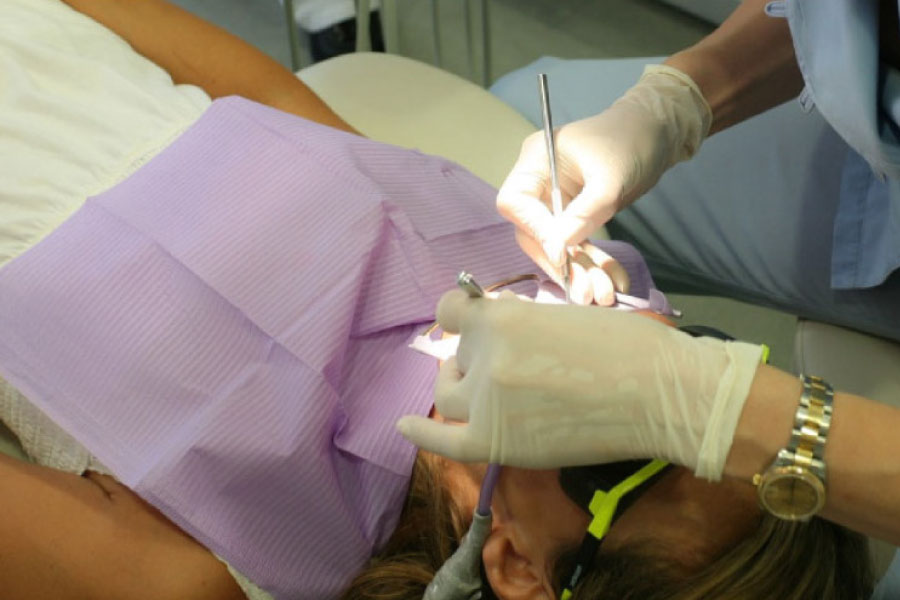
[496,64,711,298]
[516,235,631,306]
[396,290,762,481]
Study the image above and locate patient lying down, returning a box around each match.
[0,1,873,599]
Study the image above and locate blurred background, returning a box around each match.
[169,0,718,85]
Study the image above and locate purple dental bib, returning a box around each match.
[0,97,667,598]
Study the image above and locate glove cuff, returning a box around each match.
[694,341,764,481]
[633,63,713,163]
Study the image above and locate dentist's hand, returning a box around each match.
[517,234,631,306]
[497,64,711,299]
[397,290,762,481]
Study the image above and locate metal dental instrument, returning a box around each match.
[538,73,573,304]
[457,271,486,298]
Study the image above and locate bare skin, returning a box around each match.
[664,0,803,135]
[0,453,244,600]
[60,0,358,134]
[0,2,359,598]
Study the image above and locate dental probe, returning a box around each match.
[538,73,573,304]
[456,271,486,298]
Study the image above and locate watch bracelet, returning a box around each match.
[785,374,834,481]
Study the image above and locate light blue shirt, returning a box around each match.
[785,0,900,288]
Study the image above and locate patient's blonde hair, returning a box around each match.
[340,454,873,600]
[338,451,468,599]
[554,513,873,599]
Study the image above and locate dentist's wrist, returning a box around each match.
[634,64,712,161]
[722,364,800,484]
[663,0,802,135]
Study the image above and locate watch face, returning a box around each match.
[759,467,825,521]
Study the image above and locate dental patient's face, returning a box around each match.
[430,311,759,596]
[429,411,590,558]
[439,457,590,556]
[440,457,761,596]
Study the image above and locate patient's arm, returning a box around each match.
[60,0,358,134]
[0,453,244,600]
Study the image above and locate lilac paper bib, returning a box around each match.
[0,97,669,598]
[0,97,537,598]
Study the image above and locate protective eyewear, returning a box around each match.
[557,459,672,599]
[554,325,751,599]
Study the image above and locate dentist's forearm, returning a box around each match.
[726,364,900,546]
[665,0,803,135]
[60,0,358,133]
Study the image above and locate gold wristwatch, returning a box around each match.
[753,374,833,521]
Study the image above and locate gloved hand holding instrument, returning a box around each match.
[496,64,712,304]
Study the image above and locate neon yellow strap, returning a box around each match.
[561,589,574,600]
[585,459,668,540]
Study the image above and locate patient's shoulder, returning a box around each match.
[0,455,245,600]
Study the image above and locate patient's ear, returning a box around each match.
[482,528,554,600]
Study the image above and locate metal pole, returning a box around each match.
[355,0,372,52]
[538,73,571,302]
[481,0,491,86]
[381,0,400,54]
[283,0,302,72]
[464,0,475,81]
[431,0,443,67]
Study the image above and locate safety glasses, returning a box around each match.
[557,459,672,599]
[554,324,755,598]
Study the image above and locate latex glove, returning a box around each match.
[496,64,711,297]
[516,233,631,305]
[396,291,762,481]
[517,234,631,306]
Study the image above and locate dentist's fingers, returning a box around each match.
[513,228,560,280]
[433,357,470,422]
[579,242,631,294]
[436,289,473,335]
[569,243,630,306]
[552,177,622,253]
[395,416,484,463]
[567,259,593,305]
[514,229,592,303]
[496,134,556,245]
[497,188,556,251]
[519,229,628,306]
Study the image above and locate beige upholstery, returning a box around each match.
[793,320,900,409]
[298,52,536,189]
